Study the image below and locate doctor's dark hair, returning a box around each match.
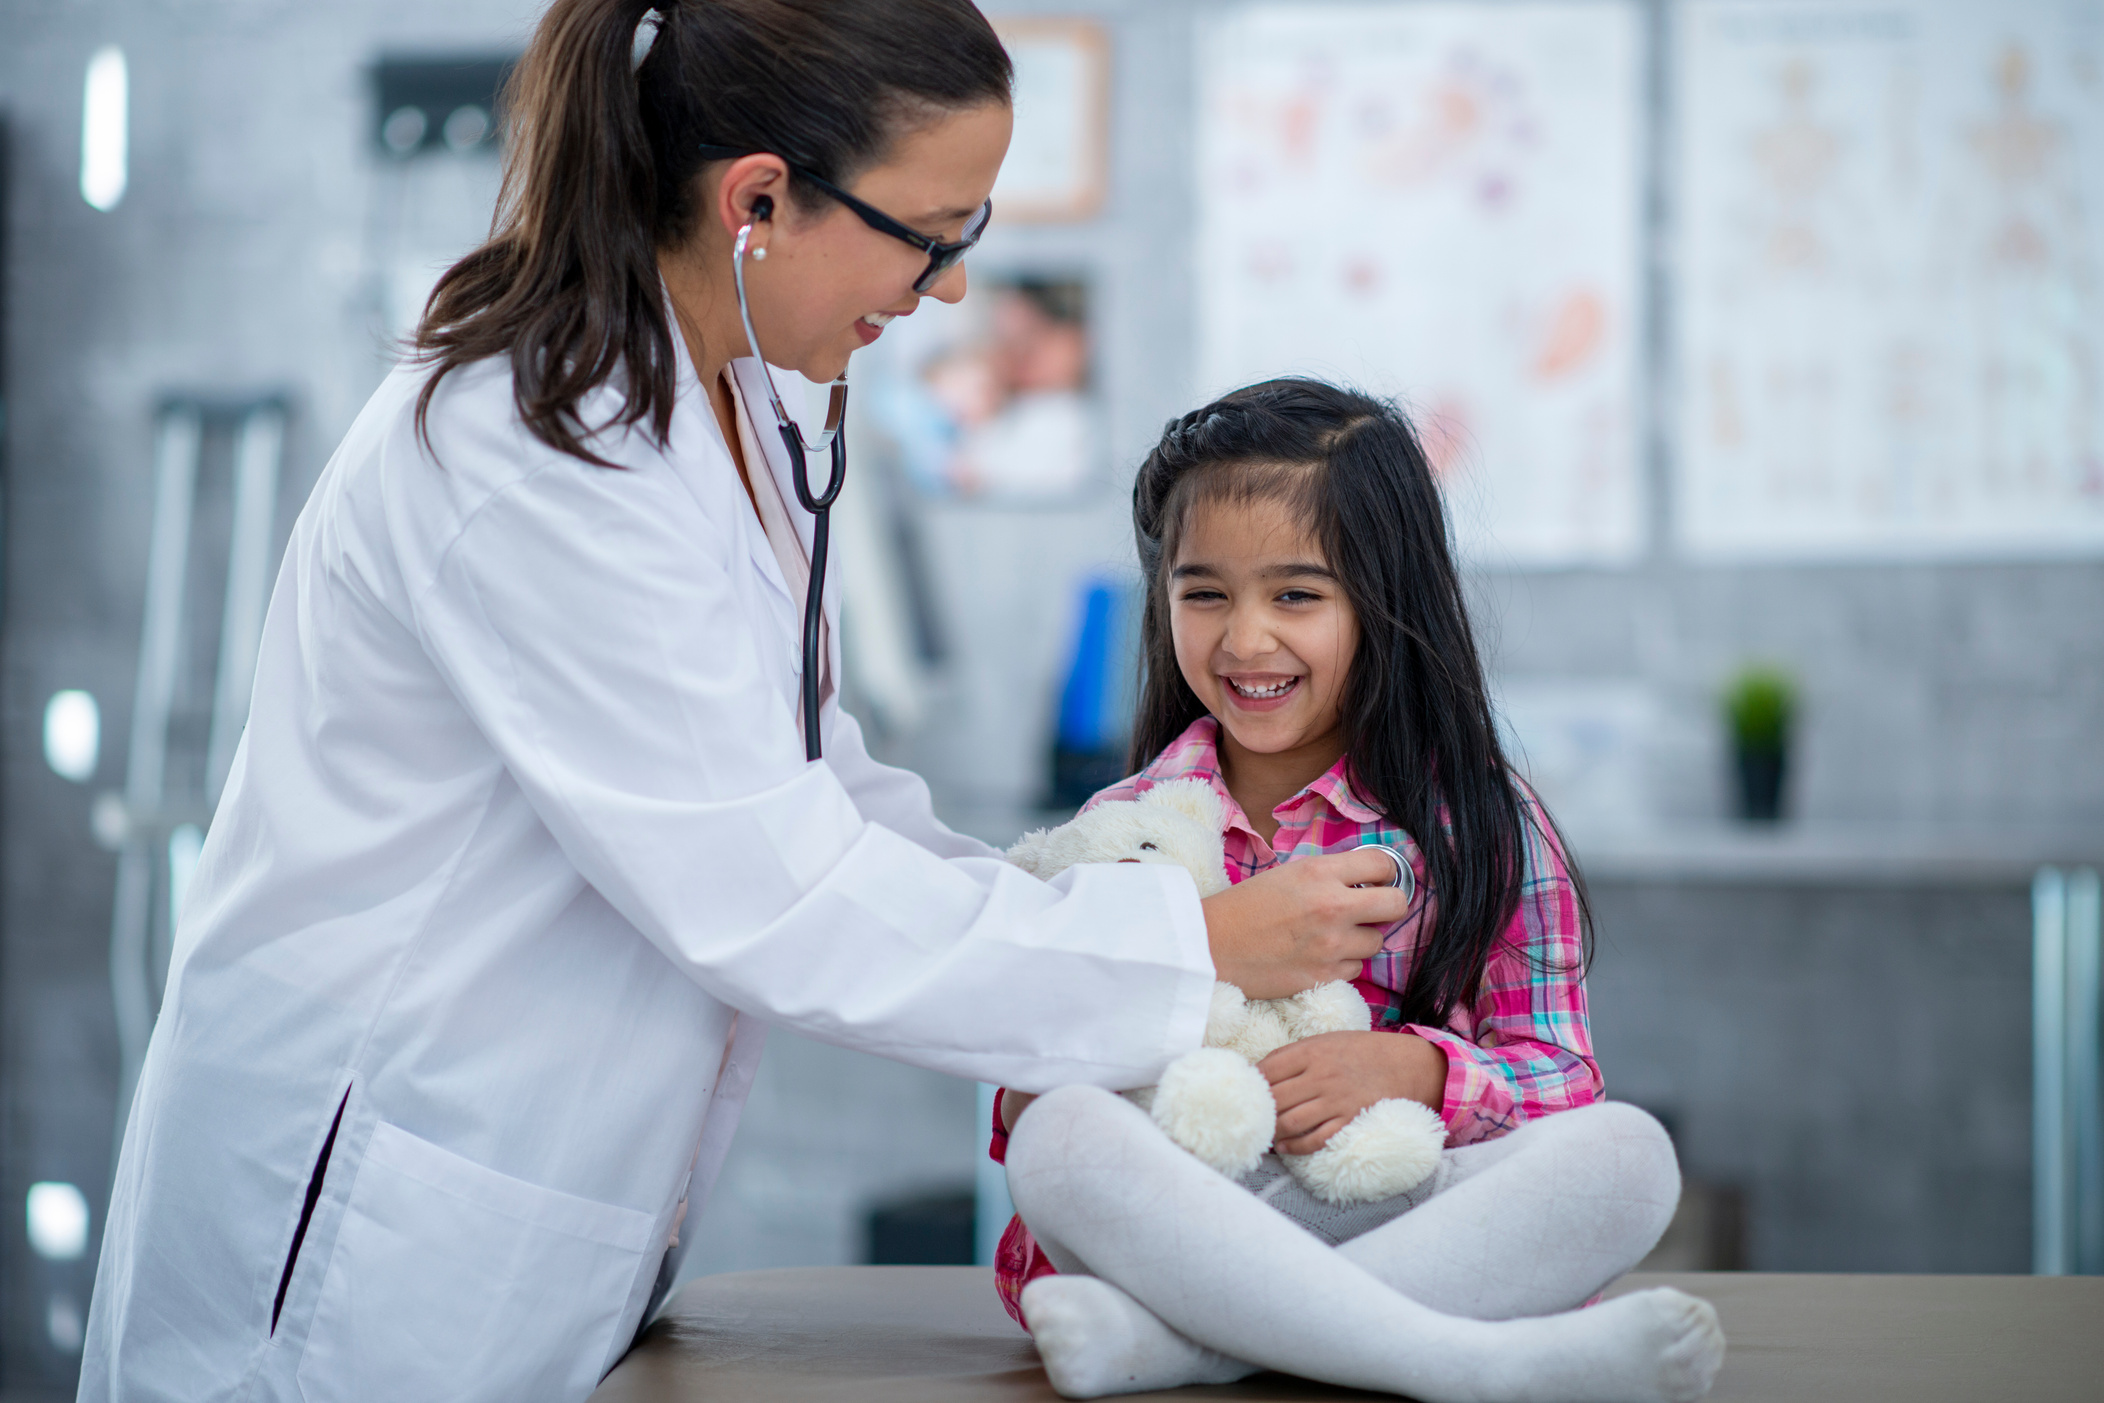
[413,0,1012,464]
[1128,379,1591,1027]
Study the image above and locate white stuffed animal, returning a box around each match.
[1007,778,1446,1206]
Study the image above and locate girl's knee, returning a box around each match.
[1572,1102,1682,1209]
[1006,1084,1136,1178]
[1531,1103,1680,1187]
[1582,1100,1674,1150]
[1004,1086,1147,1241]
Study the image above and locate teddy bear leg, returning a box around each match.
[1146,1048,1273,1177]
[1281,1096,1448,1205]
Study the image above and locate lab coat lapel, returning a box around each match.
[657,318,797,611]
[729,357,820,563]
[652,303,838,708]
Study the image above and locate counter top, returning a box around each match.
[593,1265,2104,1402]
[1566,822,2104,885]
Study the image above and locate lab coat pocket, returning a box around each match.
[295,1120,656,1403]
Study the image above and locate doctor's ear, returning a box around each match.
[710,152,790,249]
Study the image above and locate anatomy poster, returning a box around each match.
[1678,0,2104,560]
[1195,2,1645,567]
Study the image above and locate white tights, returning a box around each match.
[1005,1087,1723,1401]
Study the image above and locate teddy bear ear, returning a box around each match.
[1139,778,1225,831]
[1005,828,1054,878]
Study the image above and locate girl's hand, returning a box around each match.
[1259,1031,1448,1155]
[1201,849,1410,999]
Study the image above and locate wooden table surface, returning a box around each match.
[592,1266,2104,1402]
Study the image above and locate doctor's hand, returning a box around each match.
[1201,849,1409,1000]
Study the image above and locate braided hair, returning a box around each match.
[1128,378,1587,1026]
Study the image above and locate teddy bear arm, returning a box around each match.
[1279,1097,1446,1206]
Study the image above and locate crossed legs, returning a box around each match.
[1005,1086,1720,1401]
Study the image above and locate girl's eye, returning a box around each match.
[1178,588,1227,603]
[1277,589,1320,604]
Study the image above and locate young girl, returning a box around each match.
[989,381,1722,1402]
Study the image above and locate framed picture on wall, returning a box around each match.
[1193,3,1646,568]
[990,17,1111,223]
[857,272,1100,504]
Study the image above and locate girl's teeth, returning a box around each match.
[861,312,895,327]
[1230,678,1296,698]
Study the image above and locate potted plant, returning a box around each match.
[1722,665,1795,823]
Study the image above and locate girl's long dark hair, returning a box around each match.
[414,0,1012,464]
[1130,378,1589,1027]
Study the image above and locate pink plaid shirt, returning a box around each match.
[990,715,1600,1324]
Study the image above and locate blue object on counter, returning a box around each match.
[1051,576,1139,806]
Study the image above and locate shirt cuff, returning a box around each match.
[1401,1023,1506,1145]
[989,1088,1010,1165]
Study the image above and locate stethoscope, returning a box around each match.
[732,201,848,762]
[1357,844,1417,905]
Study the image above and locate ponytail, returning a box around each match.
[414,0,1012,466]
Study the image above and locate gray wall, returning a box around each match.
[0,2,531,1389]
[1589,876,2034,1273]
[1477,559,2104,830]
[0,0,2097,1391]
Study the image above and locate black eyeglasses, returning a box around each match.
[696,145,992,294]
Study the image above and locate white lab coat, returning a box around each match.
[79,339,1214,1403]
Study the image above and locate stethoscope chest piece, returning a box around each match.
[1356,843,1417,908]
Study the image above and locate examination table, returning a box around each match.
[591,1265,2103,1402]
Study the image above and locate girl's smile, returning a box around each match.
[1223,673,1301,708]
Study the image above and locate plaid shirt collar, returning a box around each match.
[1135,715,1384,836]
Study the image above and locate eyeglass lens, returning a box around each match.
[913,201,993,293]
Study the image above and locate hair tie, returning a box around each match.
[632,5,665,71]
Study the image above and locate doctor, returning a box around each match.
[81,1,1409,1399]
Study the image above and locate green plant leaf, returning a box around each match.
[1723,665,1795,754]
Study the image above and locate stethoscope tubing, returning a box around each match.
[735,218,847,763]
[776,423,845,761]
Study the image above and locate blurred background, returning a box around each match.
[2,0,2102,1393]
